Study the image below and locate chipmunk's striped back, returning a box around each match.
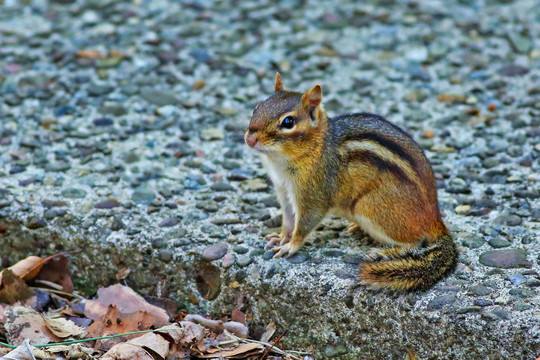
[328,112,456,291]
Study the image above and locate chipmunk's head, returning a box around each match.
[245,73,327,157]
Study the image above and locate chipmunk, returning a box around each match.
[244,73,458,291]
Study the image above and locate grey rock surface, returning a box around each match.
[0,0,539,358]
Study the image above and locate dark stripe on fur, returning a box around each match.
[342,132,417,169]
[346,149,416,185]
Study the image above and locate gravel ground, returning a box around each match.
[0,0,539,358]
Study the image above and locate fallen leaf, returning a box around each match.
[86,305,170,350]
[42,315,85,338]
[0,253,69,286]
[101,343,154,360]
[260,322,276,343]
[127,332,170,358]
[196,343,263,358]
[231,308,246,326]
[4,306,60,346]
[2,339,36,360]
[84,284,169,324]
[0,269,34,304]
[34,255,73,293]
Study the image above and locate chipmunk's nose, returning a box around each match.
[245,132,258,148]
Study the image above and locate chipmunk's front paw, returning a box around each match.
[272,242,301,258]
[264,233,290,249]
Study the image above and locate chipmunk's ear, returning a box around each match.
[301,85,322,120]
[274,72,283,93]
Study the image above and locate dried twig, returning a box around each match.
[258,330,288,360]
[224,330,309,360]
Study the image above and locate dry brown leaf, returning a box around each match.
[86,305,170,351]
[4,306,60,346]
[231,308,246,326]
[84,284,169,324]
[0,269,34,304]
[127,332,170,358]
[34,255,73,293]
[101,342,154,360]
[196,343,263,358]
[0,253,69,286]
[42,315,85,338]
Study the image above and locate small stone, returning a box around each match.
[158,249,173,263]
[404,88,428,103]
[222,253,234,268]
[509,274,526,286]
[236,255,252,267]
[200,128,224,141]
[469,285,492,296]
[155,105,179,117]
[202,242,228,261]
[62,188,87,199]
[498,64,529,77]
[140,89,178,106]
[473,299,493,307]
[420,129,434,139]
[488,238,511,248]
[210,182,235,192]
[286,252,309,264]
[159,217,180,227]
[211,218,242,225]
[455,205,471,215]
[94,199,121,209]
[479,249,529,268]
[462,235,485,249]
[438,94,466,104]
[27,218,46,229]
[132,189,155,205]
[427,294,456,310]
[509,288,535,299]
[242,179,268,192]
[93,118,113,126]
[41,199,67,208]
[262,251,275,260]
[494,214,522,226]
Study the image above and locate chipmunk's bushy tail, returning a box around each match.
[358,234,458,292]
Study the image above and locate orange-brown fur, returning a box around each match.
[244,73,457,291]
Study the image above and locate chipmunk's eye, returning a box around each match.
[281,116,295,129]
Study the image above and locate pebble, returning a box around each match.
[210,182,235,192]
[455,205,471,215]
[202,242,229,261]
[479,249,529,268]
[159,217,180,227]
[508,274,526,286]
[242,179,269,192]
[94,199,120,209]
[488,238,511,248]
[132,189,156,205]
[494,214,522,227]
[140,89,178,106]
[200,128,225,141]
[427,294,456,310]
[222,253,235,268]
[461,235,485,249]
